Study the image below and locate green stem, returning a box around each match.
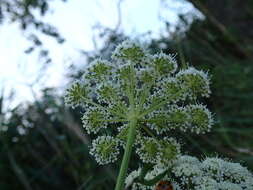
[139,99,167,118]
[82,119,129,123]
[142,125,156,138]
[138,164,153,180]
[136,170,167,186]
[81,96,126,118]
[114,118,137,190]
[138,84,151,110]
[114,61,138,190]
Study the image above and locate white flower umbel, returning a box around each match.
[65,40,215,190]
[202,157,253,188]
[136,137,161,164]
[166,106,190,132]
[151,52,178,76]
[146,109,171,134]
[186,104,214,134]
[161,77,187,103]
[125,155,253,190]
[89,136,119,165]
[176,67,211,99]
[84,58,114,82]
[172,161,202,185]
[65,82,89,108]
[173,155,253,189]
[193,176,218,190]
[218,181,243,190]
[158,137,181,164]
[81,108,110,134]
[111,40,146,64]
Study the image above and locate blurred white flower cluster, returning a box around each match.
[126,155,253,190]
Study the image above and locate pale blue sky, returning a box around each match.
[0,0,197,108]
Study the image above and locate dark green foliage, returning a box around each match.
[0,89,117,189]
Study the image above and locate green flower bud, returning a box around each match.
[162,78,186,102]
[90,136,119,165]
[111,40,145,63]
[176,67,210,99]
[186,104,213,134]
[82,108,109,134]
[84,59,113,81]
[136,137,161,164]
[158,137,181,164]
[147,110,170,134]
[65,82,88,108]
[151,52,177,75]
[167,106,190,132]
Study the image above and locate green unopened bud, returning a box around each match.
[151,52,177,75]
[176,67,210,99]
[136,137,161,164]
[65,82,87,108]
[187,104,213,134]
[158,137,181,164]
[90,136,119,165]
[85,59,113,81]
[112,40,145,63]
[82,108,109,134]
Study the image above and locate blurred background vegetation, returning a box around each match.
[0,0,253,189]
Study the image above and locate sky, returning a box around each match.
[0,0,197,109]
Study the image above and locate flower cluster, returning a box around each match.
[65,40,253,189]
[65,40,213,167]
[126,155,253,190]
[89,136,120,164]
[65,40,222,190]
[136,137,180,164]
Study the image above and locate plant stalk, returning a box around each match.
[114,118,137,190]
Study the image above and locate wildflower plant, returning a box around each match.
[65,40,252,190]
